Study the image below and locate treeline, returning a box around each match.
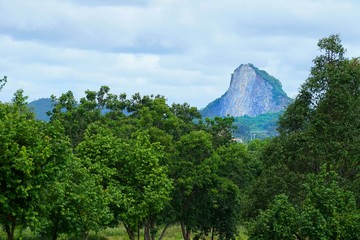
[1,35,360,240]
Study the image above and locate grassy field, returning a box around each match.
[0,224,248,240]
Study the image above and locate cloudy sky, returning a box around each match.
[1,0,360,108]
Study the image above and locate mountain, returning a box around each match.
[201,63,292,117]
[28,98,53,121]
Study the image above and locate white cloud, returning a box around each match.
[1,0,360,108]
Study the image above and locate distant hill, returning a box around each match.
[201,64,292,140]
[28,98,53,121]
[201,63,292,117]
[232,111,283,141]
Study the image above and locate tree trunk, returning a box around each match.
[150,218,156,240]
[138,222,140,240]
[51,230,58,240]
[180,221,191,240]
[5,220,16,240]
[51,222,59,240]
[144,221,150,240]
[81,232,89,240]
[124,222,136,240]
[158,223,170,240]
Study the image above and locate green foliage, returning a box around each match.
[247,194,298,240]
[215,143,258,189]
[248,168,360,240]
[207,143,258,240]
[0,99,48,240]
[12,89,29,107]
[169,131,250,240]
[277,34,360,179]
[205,116,235,147]
[35,155,112,240]
[243,163,305,219]
[251,35,360,218]
[299,169,360,240]
[48,86,128,147]
[76,126,173,240]
[245,35,360,240]
[0,76,6,92]
[118,131,173,240]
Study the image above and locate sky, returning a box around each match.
[1,0,360,109]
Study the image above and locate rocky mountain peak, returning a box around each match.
[201,63,291,117]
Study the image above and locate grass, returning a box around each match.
[94,224,248,240]
[0,224,248,240]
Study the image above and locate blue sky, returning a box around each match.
[1,0,360,108]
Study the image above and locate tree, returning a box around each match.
[298,169,360,240]
[243,162,305,220]
[248,168,360,240]
[169,130,214,240]
[204,174,241,240]
[0,76,7,92]
[129,132,173,240]
[48,86,128,148]
[205,116,235,148]
[209,143,262,238]
[169,130,245,240]
[277,34,360,179]
[0,91,50,240]
[249,35,360,214]
[247,194,298,240]
[76,127,173,240]
[32,123,112,240]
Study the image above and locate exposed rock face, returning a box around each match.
[201,63,292,117]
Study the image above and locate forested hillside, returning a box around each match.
[0,35,359,240]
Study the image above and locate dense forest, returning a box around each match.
[1,35,360,240]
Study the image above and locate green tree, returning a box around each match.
[248,168,360,240]
[277,34,360,179]
[32,123,112,240]
[0,76,7,92]
[170,130,242,240]
[248,35,360,215]
[243,162,305,220]
[0,91,50,240]
[247,194,298,240]
[298,169,360,240]
[76,127,173,240]
[197,161,242,240]
[48,86,128,148]
[209,143,262,239]
[205,116,235,148]
[169,130,214,240]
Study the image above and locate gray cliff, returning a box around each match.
[201,63,292,117]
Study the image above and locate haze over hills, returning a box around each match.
[201,63,292,117]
